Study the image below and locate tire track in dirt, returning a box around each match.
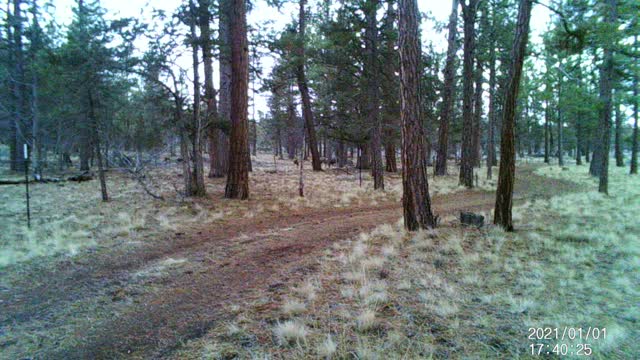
[0,166,577,358]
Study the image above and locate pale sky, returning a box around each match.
[50,0,553,116]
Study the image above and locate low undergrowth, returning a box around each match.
[1,154,492,269]
[173,165,638,359]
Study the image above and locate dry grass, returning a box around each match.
[170,163,638,359]
[1,153,483,270]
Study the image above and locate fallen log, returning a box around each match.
[67,172,94,182]
[0,177,63,185]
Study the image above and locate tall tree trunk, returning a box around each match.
[337,140,347,167]
[296,0,322,171]
[494,0,533,231]
[459,0,478,188]
[224,0,250,199]
[556,75,564,167]
[251,120,257,156]
[614,95,624,167]
[365,0,384,189]
[382,0,398,174]
[399,0,436,230]
[199,0,221,180]
[472,55,483,167]
[631,36,639,175]
[189,0,206,196]
[10,0,27,172]
[29,1,41,177]
[597,0,616,193]
[286,86,297,159]
[435,0,459,176]
[212,0,231,178]
[576,121,583,165]
[557,107,563,166]
[385,141,397,172]
[487,17,497,179]
[88,90,108,201]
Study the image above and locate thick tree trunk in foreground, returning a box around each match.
[224,0,250,199]
[435,0,459,176]
[494,0,532,231]
[365,0,384,189]
[596,0,616,194]
[459,0,478,187]
[297,0,322,171]
[399,0,436,230]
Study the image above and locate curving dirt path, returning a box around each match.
[0,166,576,359]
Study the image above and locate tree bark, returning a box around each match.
[199,0,221,180]
[487,22,496,179]
[597,0,616,194]
[494,0,533,231]
[382,0,398,174]
[631,36,639,175]
[459,0,478,188]
[212,0,231,178]
[365,0,384,189]
[435,0,459,176]
[189,0,206,197]
[296,0,322,171]
[88,89,108,201]
[399,0,436,230]
[544,101,550,164]
[10,0,27,172]
[614,95,624,167]
[576,120,583,165]
[472,55,483,167]
[556,70,564,167]
[224,0,250,199]
[385,141,397,172]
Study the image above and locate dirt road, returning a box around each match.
[0,166,576,359]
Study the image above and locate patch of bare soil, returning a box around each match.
[0,166,576,359]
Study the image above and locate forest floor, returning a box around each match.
[0,156,637,359]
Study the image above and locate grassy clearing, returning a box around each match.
[1,154,491,269]
[172,165,638,359]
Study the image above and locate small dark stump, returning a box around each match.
[460,211,484,228]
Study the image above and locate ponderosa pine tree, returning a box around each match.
[364,0,384,190]
[224,0,250,199]
[212,0,231,178]
[198,0,220,180]
[494,0,533,231]
[435,0,459,176]
[398,0,436,230]
[596,0,616,194]
[631,35,638,175]
[296,0,322,171]
[459,0,479,188]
